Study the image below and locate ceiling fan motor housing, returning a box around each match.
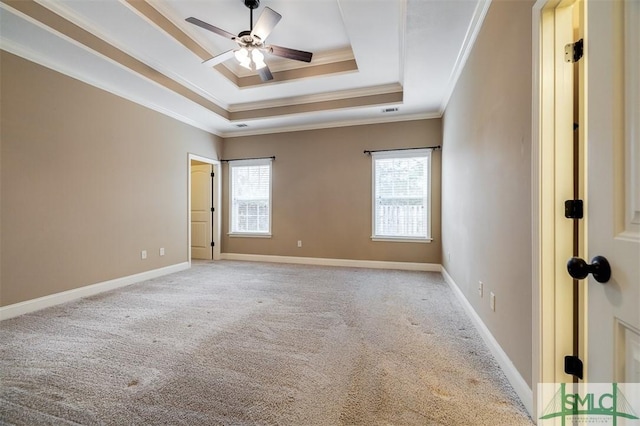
[244,0,260,10]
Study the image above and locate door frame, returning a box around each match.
[188,153,221,263]
[532,0,587,415]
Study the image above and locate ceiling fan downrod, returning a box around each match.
[244,0,260,30]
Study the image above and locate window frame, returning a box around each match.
[371,149,432,243]
[228,158,273,238]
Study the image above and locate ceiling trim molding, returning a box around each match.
[398,0,407,87]
[439,0,492,115]
[229,83,403,112]
[221,112,441,138]
[274,47,355,70]
[122,0,210,61]
[229,90,403,122]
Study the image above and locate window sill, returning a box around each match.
[371,236,433,243]
[228,233,272,239]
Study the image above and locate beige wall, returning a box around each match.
[0,52,222,306]
[221,120,442,264]
[441,0,534,386]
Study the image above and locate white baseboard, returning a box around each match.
[220,253,441,272]
[0,262,190,321]
[441,267,534,418]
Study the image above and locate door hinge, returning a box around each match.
[564,355,584,379]
[211,172,214,178]
[565,200,584,219]
[211,241,215,247]
[211,207,215,212]
[565,38,584,63]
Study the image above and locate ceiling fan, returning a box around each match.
[186,0,313,82]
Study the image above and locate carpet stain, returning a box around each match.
[433,386,453,400]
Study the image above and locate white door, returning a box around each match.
[585,0,640,383]
[190,163,213,260]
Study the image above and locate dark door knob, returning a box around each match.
[567,256,611,283]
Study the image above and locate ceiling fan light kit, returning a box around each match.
[234,47,266,70]
[186,0,313,81]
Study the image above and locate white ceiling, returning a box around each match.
[0,0,489,137]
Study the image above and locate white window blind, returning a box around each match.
[372,149,431,240]
[230,159,271,235]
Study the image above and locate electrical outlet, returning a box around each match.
[478,281,483,297]
[141,250,147,260]
[297,240,302,248]
[490,292,496,311]
[160,247,165,256]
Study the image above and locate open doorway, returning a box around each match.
[188,154,221,262]
[532,0,586,411]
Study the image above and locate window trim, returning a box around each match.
[228,158,273,238]
[371,149,432,243]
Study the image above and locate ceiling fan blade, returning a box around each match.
[258,64,274,82]
[268,45,313,63]
[185,17,236,40]
[202,50,236,67]
[250,7,281,42]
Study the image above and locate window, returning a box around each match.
[372,149,432,241]
[229,159,272,236]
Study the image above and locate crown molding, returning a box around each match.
[221,111,441,138]
[439,0,492,115]
[229,83,403,112]
[229,90,403,121]
[398,0,407,87]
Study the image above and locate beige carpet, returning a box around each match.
[0,261,532,425]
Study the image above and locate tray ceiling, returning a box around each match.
[0,0,489,137]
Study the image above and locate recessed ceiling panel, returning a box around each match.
[0,0,487,137]
[159,0,351,54]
